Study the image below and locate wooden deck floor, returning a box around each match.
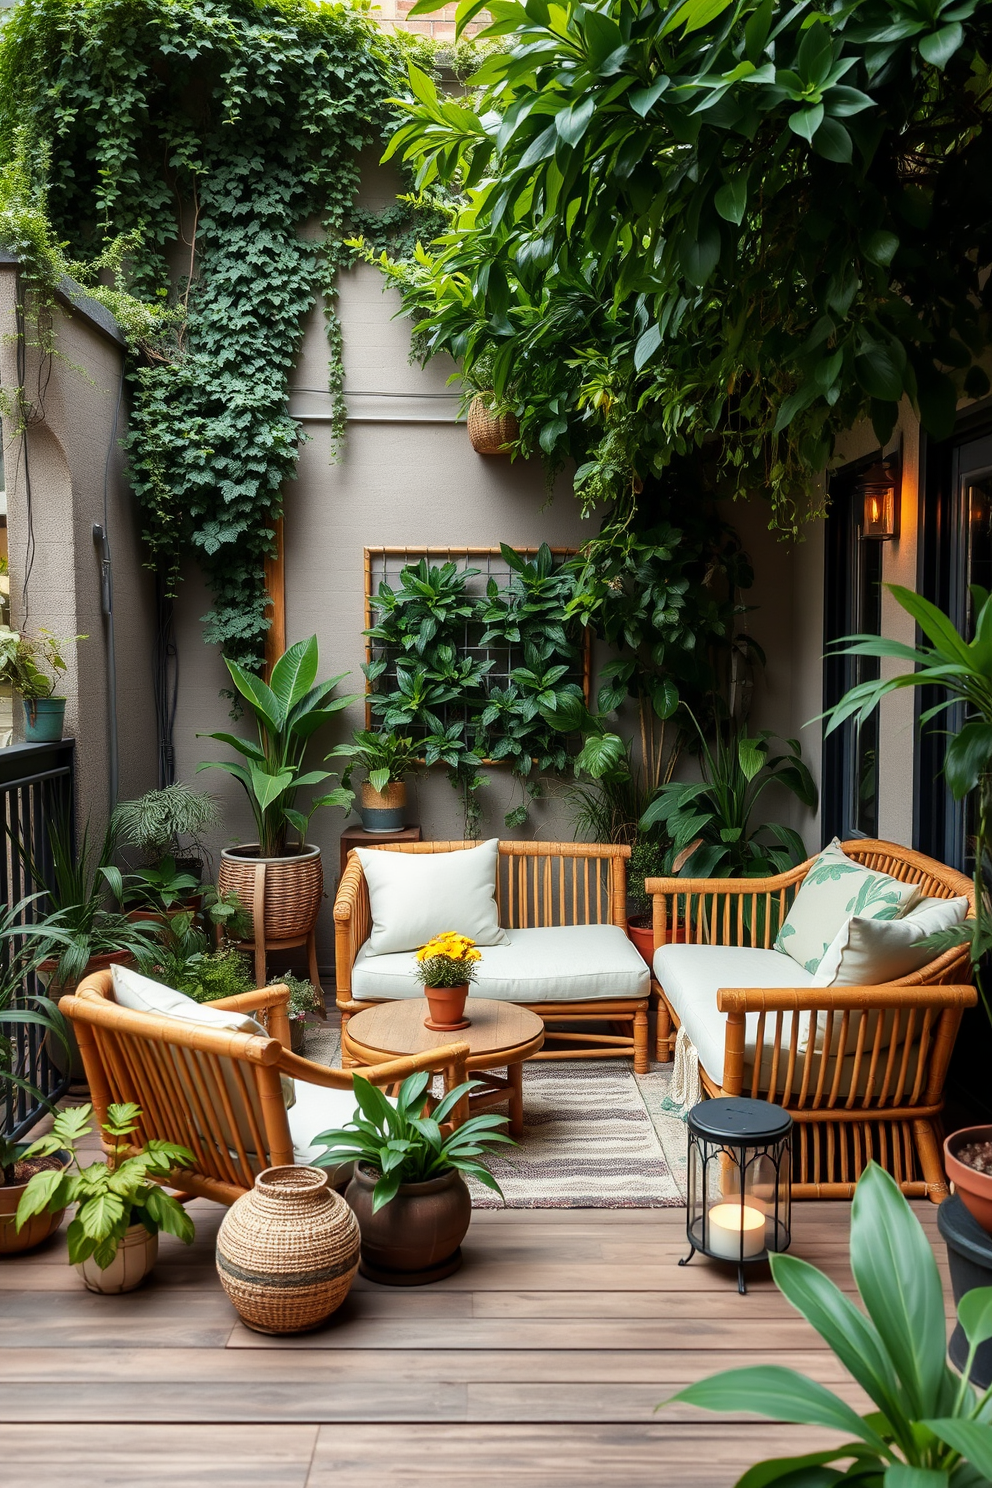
[0,1194,953,1487]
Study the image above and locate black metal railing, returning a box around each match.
[0,739,75,1140]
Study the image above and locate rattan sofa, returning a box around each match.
[647,839,976,1200]
[334,840,651,1072]
[61,970,470,1205]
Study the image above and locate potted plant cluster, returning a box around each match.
[326,729,420,833]
[199,635,355,949]
[0,624,85,741]
[268,971,321,1054]
[16,1101,195,1292]
[669,1164,992,1485]
[313,1070,513,1284]
[113,782,220,882]
[0,904,72,1256]
[133,908,255,1004]
[415,932,481,1031]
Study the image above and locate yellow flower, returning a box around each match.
[415,931,481,964]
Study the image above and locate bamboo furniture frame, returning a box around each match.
[647,839,977,1201]
[334,839,650,1072]
[60,969,470,1206]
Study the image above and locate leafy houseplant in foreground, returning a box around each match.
[313,1070,512,1283]
[0,624,85,740]
[17,1102,194,1294]
[822,584,992,1024]
[669,1163,992,1486]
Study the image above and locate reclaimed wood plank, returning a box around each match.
[0,1424,316,1488]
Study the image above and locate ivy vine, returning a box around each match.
[0,0,408,667]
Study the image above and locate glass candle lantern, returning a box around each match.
[681,1097,793,1294]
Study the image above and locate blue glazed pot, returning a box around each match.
[22,696,66,742]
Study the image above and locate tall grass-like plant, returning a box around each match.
[668,1164,992,1486]
[198,636,357,857]
[0,901,70,1183]
[822,585,992,1021]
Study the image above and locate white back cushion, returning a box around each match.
[112,964,266,1034]
[774,839,920,974]
[357,838,509,956]
[814,895,969,987]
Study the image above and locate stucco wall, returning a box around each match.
[0,264,158,825]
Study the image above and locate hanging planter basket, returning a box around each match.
[467,395,519,455]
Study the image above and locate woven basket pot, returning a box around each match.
[216,1166,360,1334]
[218,844,323,942]
[467,395,519,455]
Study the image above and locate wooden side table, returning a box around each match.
[338,824,421,878]
[342,997,544,1137]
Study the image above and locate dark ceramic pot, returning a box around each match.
[346,1163,472,1285]
[938,1194,992,1388]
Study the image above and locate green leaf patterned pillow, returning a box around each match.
[774,839,921,974]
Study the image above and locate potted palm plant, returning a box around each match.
[326,730,420,832]
[312,1070,512,1284]
[16,1101,195,1292]
[0,904,73,1256]
[198,636,356,947]
[112,782,220,881]
[0,624,85,741]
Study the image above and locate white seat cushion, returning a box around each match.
[352,923,650,1004]
[653,944,816,1084]
[357,838,509,955]
[288,1080,364,1166]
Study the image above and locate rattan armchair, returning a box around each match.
[334,839,651,1071]
[647,840,977,1200]
[61,969,470,1205]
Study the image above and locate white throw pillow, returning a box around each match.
[357,838,509,956]
[774,838,921,975]
[111,963,267,1035]
[813,895,969,987]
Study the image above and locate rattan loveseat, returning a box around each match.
[647,840,976,1200]
[334,840,651,1072]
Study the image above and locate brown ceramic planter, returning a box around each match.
[945,1126,992,1234]
[423,983,469,1031]
[0,1149,71,1256]
[346,1163,472,1285]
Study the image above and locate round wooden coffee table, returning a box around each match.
[342,998,544,1137]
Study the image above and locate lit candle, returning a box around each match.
[706,1202,766,1260]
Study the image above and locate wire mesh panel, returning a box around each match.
[363,546,590,757]
[0,739,74,1141]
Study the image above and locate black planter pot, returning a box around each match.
[938,1194,992,1389]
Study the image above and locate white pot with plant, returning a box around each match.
[326,730,420,833]
[16,1101,195,1292]
[199,636,356,945]
[0,624,86,742]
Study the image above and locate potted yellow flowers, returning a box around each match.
[415,933,481,1031]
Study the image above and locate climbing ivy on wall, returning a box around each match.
[0,0,405,666]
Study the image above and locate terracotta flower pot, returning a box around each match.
[359,780,407,833]
[945,1126,992,1233]
[218,844,323,943]
[346,1163,472,1285]
[423,982,469,1032]
[0,1149,71,1256]
[76,1222,159,1294]
[626,916,655,965]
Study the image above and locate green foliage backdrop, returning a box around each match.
[0,0,402,665]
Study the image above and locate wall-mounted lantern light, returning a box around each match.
[858,455,900,540]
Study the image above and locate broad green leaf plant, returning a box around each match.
[17,1102,195,1269]
[311,1070,515,1212]
[821,584,992,1020]
[198,636,357,858]
[669,1163,992,1486]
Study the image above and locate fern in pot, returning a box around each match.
[312,1071,512,1285]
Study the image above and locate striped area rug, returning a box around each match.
[305,1026,682,1210]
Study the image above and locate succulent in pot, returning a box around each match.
[326,730,420,833]
[415,932,482,1031]
[312,1071,512,1284]
[0,905,73,1255]
[16,1102,195,1293]
[198,636,357,944]
[0,624,86,741]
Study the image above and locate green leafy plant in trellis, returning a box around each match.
[0,0,404,669]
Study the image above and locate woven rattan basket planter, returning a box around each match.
[467,395,519,454]
[218,844,323,942]
[216,1166,360,1334]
